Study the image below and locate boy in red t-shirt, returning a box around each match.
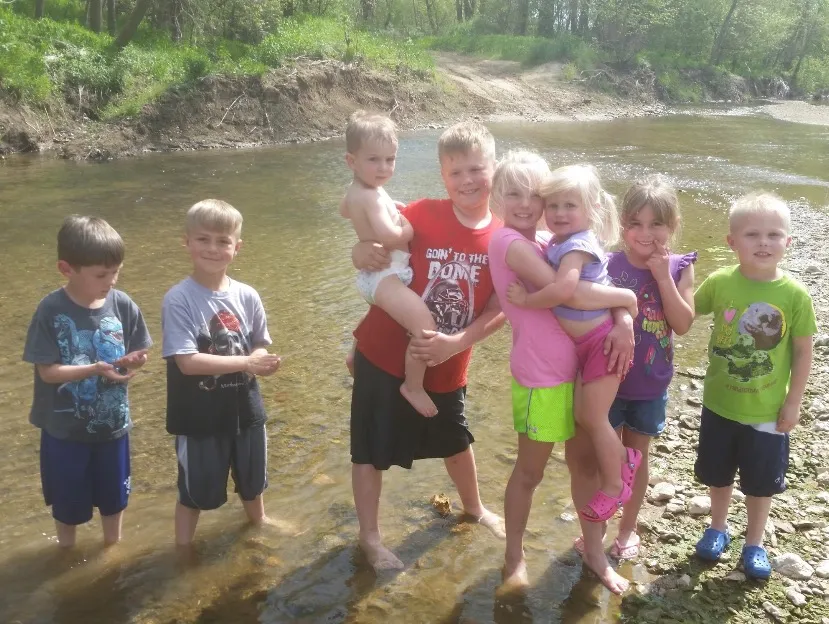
[350,121,506,569]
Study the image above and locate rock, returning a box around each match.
[776,521,797,534]
[682,367,706,379]
[658,531,681,543]
[815,334,829,348]
[312,473,334,485]
[655,439,682,453]
[430,493,451,517]
[666,501,685,514]
[724,570,746,581]
[772,553,815,579]
[814,421,829,432]
[677,574,692,589]
[762,601,788,622]
[679,414,700,430]
[812,398,829,414]
[559,512,577,522]
[732,489,746,503]
[805,263,824,275]
[785,588,807,607]
[648,482,676,502]
[794,519,825,531]
[816,560,829,578]
[688,495,712,515]
[686,396,702,407]
[818,472,829,488]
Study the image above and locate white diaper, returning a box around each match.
[356,249,414,305]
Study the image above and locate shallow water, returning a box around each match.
[0,110,827,623]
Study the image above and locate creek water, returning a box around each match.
[0,110,827,624]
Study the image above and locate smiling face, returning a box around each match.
[440,148,494,222]
[346,139,397,189]
[499,181,545,234]
[727,210,790,279]
[622,204,673,263]
[544,189,589,239]
[185,227,241,278]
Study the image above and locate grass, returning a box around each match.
[0,9,434,119]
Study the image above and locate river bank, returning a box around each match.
[619,204,829,624]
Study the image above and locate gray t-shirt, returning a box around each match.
[162,277,271,437]
[23,288,152,443]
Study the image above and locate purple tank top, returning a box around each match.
[545,230,609,321]
[607,250,698,400]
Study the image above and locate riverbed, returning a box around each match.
[0,111,827,623]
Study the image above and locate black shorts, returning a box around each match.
[694,407,788,498]
[350,350,473,470]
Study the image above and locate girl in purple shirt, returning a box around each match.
[605,176,696,559]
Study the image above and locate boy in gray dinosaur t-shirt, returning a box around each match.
[23,216,151,547]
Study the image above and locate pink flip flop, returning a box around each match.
[621,447,643,489]
[609,534,641,561]
[578,483,632,523]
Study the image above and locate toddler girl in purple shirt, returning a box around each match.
[507,164,641,522]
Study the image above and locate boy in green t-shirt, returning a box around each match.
[692,193,816,580]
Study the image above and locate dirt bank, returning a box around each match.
[619,205,829,623]
[0,53,664,161]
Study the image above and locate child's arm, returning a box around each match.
[36,361,134,384]
[776,335,813,433]
[507,251,589,309]
[364,196,413,248]
[648,242,695,335]
[174,352,281,377]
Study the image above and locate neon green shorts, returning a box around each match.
[511,379,575,443]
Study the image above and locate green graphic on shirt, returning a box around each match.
[712,302,785,382]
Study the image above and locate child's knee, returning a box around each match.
[516,465,544,490]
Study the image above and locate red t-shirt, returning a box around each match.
[354,198,501,393]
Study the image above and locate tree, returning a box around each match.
[710,0,742,65]
[114,0,153,48]
[35,0,46,19]
[89,0,103,32]
[107,0,116,35]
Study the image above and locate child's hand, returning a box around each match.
[506,281,529,307]
[115,349,148,370]
[645,241,672,283]
[95,361,137,383]
[776,400,801,433]
[246,353,282,377]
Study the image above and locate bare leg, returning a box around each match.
[346,339,357,377]
[613,428,651,553]
[352,463,403,569]
[444,446,505,538]
[502,435,554,591]
[745,496,772,546]
[373,276,438,418]
[709,485,733,533]
[576,375,626,501]
[566,416,629,594]
[55,520,77,548]
[242,495,265,524]
[101,511,124,546]
[175,502,200,547]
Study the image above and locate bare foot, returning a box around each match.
[499,559,530,594]
[471,509,506,539]
[581,549,629,595]
[258,516,302,536]
[359,536,404,570]
[400,383,438,417]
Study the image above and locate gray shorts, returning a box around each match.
[176,424,268,511]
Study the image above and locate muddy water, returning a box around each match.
[1,112,827,624]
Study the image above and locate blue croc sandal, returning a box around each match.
[695,527,731,561]
[742,545,771,580]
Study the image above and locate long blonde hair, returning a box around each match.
[491,150,550,220]
[540,164,619,246]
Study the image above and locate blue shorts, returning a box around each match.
[609,393,668,437]
[694,407,788,498]
[40,430,131,525]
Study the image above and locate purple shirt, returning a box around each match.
[608,250,697,400]
[546,230,608,321]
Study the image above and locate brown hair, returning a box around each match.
[620,176,682,242]
[58,215,124,268]
[345,110,398,153]
[186,199,243,237]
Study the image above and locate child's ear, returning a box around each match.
[56,260,73,278]
[345,152,356,170]
[234,239,243,255]
[726,233,735,250]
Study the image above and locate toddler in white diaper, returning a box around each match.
[340,111,438,418]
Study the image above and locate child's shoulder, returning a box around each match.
[109,288,141,309]
[33,288,68,313]
[780,272,813,299]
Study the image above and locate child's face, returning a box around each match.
[544,189,589,238]
[499,182,544,233]
[727,211,790,274]
[185,227,241,276]
[622,204,672,260]
[346,139,397,189]
[440,148,494,217]
[61,263,121,301]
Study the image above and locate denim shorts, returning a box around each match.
[608,392,668,437]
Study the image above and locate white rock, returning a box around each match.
[819,472,829,488]
[648,482,676,502]
[786,587,807,607]
[812,398,829,414]
[814,421,829,432]
[817,492,829,504]
[559,512,577,522]
[732,489,746,503]
[677,574,692,589]
[762,601,787,622]
[816,560,829,579]
[688,495,712,515]
[773,552,815,580]
[666,502,685,514]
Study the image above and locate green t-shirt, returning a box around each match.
[694,265,816,424]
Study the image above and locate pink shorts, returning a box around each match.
[573,318,614,384]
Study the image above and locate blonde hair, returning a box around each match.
[186,199,243,237]
[491,150,550,219]
[540,164,619,246]
[729,192,791,232]
[345,110,398,153]
[620,175,682,243]
[437,120,496,162]
[58,215,124,268]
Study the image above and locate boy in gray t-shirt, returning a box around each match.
[162,199,283,547]
[23,216,151,547]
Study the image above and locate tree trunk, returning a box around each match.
[710,0,741,66]
[89,0,103,32]
[578,0,589,34]
[455,0,463,22]
[106,0,116,35]
[35,0,46,19]
[361,0,375,20]
[463,0,475,20]
[114,0,153,48]
[516,0,530,35]
[568,0,578,33]
[171,0,182,42]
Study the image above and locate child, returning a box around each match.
[340,110,438,418]
[693,193,815,579]
[162,199,282,546]
[23,215,151,547]
[506,164,641,523]
[488,151,637,590]
[605,177,697,560]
